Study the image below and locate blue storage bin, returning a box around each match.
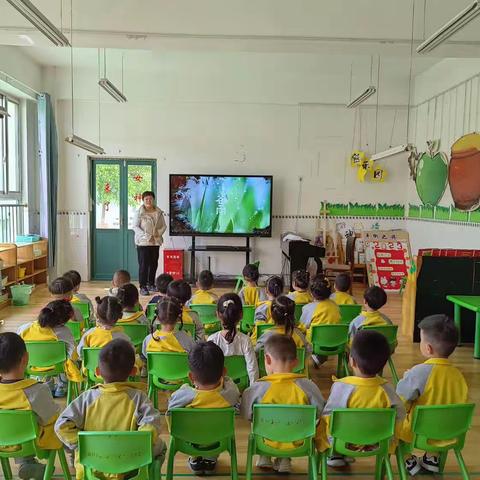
[15,234,41,243]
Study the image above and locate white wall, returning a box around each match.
[0,46,43,94]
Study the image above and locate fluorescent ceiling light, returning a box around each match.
[65,134,105,155]
[98,78,127,103]
[0,106,10,118]
[346,86,376,108]
[417,0,480,53]
[371,144,412,161]
[6,0,71,47]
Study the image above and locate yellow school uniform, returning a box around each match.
[190,289,218,305]
[239,285,266,306]
[330,291,356,305]
[288,290,314,304]
[77,326,131,355]
[348,310,392,336]
[118,310,148,325]
[298,300,341,338]
[142,330,195,357]
[254,300,273,324]
[182,306,205,341]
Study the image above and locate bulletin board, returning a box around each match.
[363,230,412,292]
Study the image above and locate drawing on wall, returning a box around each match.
[449,133,480,211]
[349,150,387,183]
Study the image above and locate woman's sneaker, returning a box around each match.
[327,455,347,467]
[419,454,439,473]
[140,287,150,296]
[405,455,422,476]
[147,284,159,293]
[256,455,273,469]
[273,457,292,473]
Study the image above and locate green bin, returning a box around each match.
[11,284,34,306]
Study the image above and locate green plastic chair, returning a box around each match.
[310,324,349,377]
[246,404,317,480]
[82,348,102,388]
[189,304,221,334]
[338,304,362,325]
[147,352,190,409]
[25,341,78,404]
[175,323,195,338]
[166,408,237,480]
[146,304,157,323]
[319,408,396,480]
[78,431,160,480]
[397,404,475,480]
[362,325,399,384]
[224,355,250,392]
[121,323,149,347]
[254,322,275,340]
[234,261,260,293]
[74,302,91,327]
[240,306,256,334]
[258,348,305,377]
[0,410,71,480]
[294,303,307,324]
[66,320,82,342]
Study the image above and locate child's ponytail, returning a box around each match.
[96,296,123,326]
[266,275,284,299]
[217,293,242,344]
[271,296,296,337]
[310,275,332,300]
[38,300,74,328]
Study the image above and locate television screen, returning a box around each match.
[169,175,273,237]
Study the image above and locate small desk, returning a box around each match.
[446,295,480,359]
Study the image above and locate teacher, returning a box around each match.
[132,191,167,296]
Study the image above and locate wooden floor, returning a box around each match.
[1,282,479,479]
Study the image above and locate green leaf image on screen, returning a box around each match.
[169,175,272,236]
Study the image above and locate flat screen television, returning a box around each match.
[169,174,273,237]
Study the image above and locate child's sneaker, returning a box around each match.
[18,459,46,480]
[419,453,439,473]
[188,457,205,474]
[327,455,347,467]
[256,455,273,469]
[140,365,148,378]
[53,384,67,398]
[202,458,217,474]
[405,455,422,476]
[273,457,292,473]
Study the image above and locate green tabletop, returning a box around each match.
[446,295,480,312]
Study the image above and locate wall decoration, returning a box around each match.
[326,202,405,218]
[350,150,366,168]
[349,150,387,184]
[370,167,387,182]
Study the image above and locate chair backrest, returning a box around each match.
[75,302,90,322]
[412,404,475,452]
[294,304,306,323]
[0,410,39,456]
[82,347,102,379]
[362,325,398,347]
[252,404,316,443]
[169,408,235,445]
[338,304,362,324]
[175,322,196,338]
[66,320,82,341]
[310,324,349,349]
[121,323,149,346]
[78,431,152,475]
[258,348,305,375]
[255,323,274,339]
[345,235,357,266]
[329,408,395,457]
[25,341,67,368]
[146,303,157,322]
[224,355,249,390]
[189,304,218,326]
[147,352,190,382]
[241,305,256,333]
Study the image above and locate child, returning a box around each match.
[167,280,205,342]
[149,273,174,305]
[238,263,266,306]
[189,270,218,305]
[142,296,195,356]
[287,270,313,304]
[64,269,95,324]
[167,342,240,474]
[319,330,405,467]
[254,275,284,324]
[349,286,392,336]
[55,339,165,478]
[108,269,131,297]
[208,293,259,385]
[49,276,84,328]
[240,334,325,473]
[116,283,148,324]
[330,273,356,305]
[396,315,468,475]
[17,300,80,398]
[0,332,61,480]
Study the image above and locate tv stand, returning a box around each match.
[188,237,251,283]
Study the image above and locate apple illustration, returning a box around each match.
[415,147,448,206]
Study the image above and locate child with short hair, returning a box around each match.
[287,270,313,304]
[49,276,84,327]
[55,339,165,479]
[240,334,325,473]
[116,283,148,324]
[348,286,391,336]
[397,315,468,476]
[64,269,95,324]
[108,269,131,297]
[143,296,195,356]
[149,273,174,304]
[167,280,205,341]
[330,273,356,305]
[238,263,266,306]
[319,330,405,467]
[17,299,80,398]
[208,293,259,385]
[189,270,218,305]
[167,341,240,474]
[254,275,284,324]
[0,332,62,480]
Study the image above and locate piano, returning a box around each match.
[281,232,326,289]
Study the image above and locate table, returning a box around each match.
[446,295,480,359]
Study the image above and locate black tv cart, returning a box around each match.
[188,237,251,283]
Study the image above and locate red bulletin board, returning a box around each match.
[363,230,412,292]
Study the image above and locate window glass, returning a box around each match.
[7,100,20,192]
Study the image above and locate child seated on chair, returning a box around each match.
[167,280,205,342]
[318,330,405,468]
[0,332,62,480]
[108,269,131,297]
[208,293,259,385]
[254,276,284,324]
[348,286,391,337]
[396,315,468,476]
[188,270,218,305]
[238,263,266,306]
[64,269,95,325]
[17,300,80,398]
[116,283,148,324]
[240,334,325,473]
[143,296,195,356]
[287,270,313,304]
[149,273,173,305]
[49,276,84,328]
[167,341,240,475]
[55,339,166,479]
[330,273,356,305]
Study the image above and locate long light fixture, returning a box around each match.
[417,0,480,53]
[98,78,127,103]
[371,144,413,162]
[6,0,71,47]
[65,134,104,154]
[346,86,376,108]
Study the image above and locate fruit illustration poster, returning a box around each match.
[363,230,412,292]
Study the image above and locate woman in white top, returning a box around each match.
[208,293,259,385]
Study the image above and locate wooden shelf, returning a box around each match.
[33,269,47,275]
[17,259,31,266]
[5,280,16,286]
[0,263,16,270]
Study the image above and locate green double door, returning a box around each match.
[91,159,156,280]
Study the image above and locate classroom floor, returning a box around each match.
[1,282,479,479]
